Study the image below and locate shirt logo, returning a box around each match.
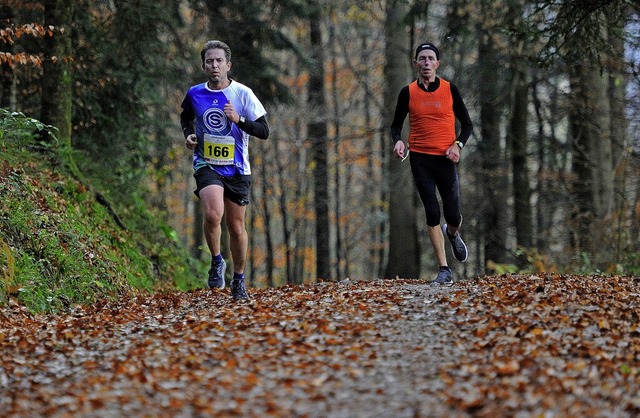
[203,108,231,135]
[421,101,441,108]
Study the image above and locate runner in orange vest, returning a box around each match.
[390,42,473,286]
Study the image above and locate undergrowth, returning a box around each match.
[0,109,202,312]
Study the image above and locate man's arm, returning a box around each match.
[238,115,269,140]
[180,95,195,139]
[450,83,473,145]
[390,86,410,144]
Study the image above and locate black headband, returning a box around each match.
[415,43,440,60]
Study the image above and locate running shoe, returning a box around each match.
[433,267,453,286]
[208,258,226,289]
[231,279,249,300]
[442,224,469,263]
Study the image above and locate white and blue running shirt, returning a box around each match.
[181,80,267,176]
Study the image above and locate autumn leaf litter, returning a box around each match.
[1,274,639,417]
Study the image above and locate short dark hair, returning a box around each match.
[200,40,232,64]
[415,43,439,60]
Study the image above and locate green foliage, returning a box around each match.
[512,247,558,274]
[622,252,640,275]
[570,252,603,275]
[529,0,632,68]
[0,109,56,144]
[486,261,520,275]
[0,110,202,313]
[192,0,302,104]
[620,364,640,376]
[507,246,639,277]
[69,0,189,202]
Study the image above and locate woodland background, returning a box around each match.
[1,0,639,291]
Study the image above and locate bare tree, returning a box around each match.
[568,27,614,251]
[507,4,533,263]
[308,0,332,281]
[384,0,420,279]
[477,28,509,267]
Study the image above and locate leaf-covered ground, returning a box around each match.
[2,274,639,417]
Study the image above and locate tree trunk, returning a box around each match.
[383,0,419,279]
[531,77,551,253]
[506,2,533,260]
[607,10,629,261]
[358,32,385,279]
[328,21,344,280]
[308,0,332,281]
[509,63,533,260]
[273,143,298,285]
[568,47,613,251]
[477,36,509,268]
[260,161,275,288]
[40,0,73,148]
[248,192,255,287]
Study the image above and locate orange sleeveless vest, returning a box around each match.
[408,79,456,155]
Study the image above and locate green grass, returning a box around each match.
[0,109,203,312]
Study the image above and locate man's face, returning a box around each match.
[414,49,439,81]
[203,48,231,84]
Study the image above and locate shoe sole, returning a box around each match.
[452,243,468,263]
[443,224,468,263]
[208,281,225,290]
[432,281,454,286]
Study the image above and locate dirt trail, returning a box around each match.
[1,276,639,417]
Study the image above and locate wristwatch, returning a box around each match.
[455,140,464,149]
[239,116,246,124]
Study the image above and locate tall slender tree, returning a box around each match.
[507,2,533,261]
[566,13,615,250]
[40,0,73,148]
[509,57,533,255]
[477,30,509,267]
[384,0,419,279]
[608,11,629,173]
[328,18,344,279]
[308,0,332,281]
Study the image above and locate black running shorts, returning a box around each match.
[193,166,252,206]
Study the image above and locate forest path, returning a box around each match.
[2,276,639,417]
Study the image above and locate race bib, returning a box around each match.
[203,134,235,165]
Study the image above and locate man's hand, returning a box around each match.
[224,103,240,124]
[393,140,407,160]
[185,134,197,150]
[445,143,461,163]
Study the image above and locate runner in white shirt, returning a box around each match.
[180,40,269,300]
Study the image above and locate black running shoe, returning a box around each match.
[442,224,469,262]
[208,258,226,289]
[231,279,249,300]
[432,267,453,286]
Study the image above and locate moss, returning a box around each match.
[1,109,202,312]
